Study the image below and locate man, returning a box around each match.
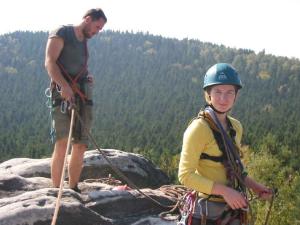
[45,8,107,192]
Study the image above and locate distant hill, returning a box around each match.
[0,31,299,167]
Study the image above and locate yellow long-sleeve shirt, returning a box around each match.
[178,116,243,195]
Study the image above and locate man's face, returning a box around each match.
[83,17,106,39]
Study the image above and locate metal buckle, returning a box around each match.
[60,100,69,114]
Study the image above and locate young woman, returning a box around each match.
[178,63,272,225]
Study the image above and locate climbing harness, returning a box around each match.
[56,40,89,103]
[56,61,88,103]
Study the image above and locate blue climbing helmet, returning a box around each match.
[203,63,242,90]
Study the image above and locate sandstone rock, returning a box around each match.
[0,188,113,225]
[0,174,51,198]
[0,158,51,178]
[81,149,169,188]
[0,149,181,225]
[85,187,176,224]
[0,149,170,188]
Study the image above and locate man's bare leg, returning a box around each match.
[68,143,86,188]
[51,138,68,187]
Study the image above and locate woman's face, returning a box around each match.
[209,85,237,113]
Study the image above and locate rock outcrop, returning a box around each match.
[0,149,182,225]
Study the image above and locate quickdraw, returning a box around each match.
[177,191,197,225]
[44,87,56,143]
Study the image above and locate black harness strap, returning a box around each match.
[200,153,223,163]
[51,94,93,108]
[200,117,236,163]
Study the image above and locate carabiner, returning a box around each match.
[60,100,69,114]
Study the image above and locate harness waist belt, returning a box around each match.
[200,153,224,163]
[52,98,93,108]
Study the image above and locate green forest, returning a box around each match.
[0,31,299,224]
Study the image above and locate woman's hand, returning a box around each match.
[222,186,248,210]
[253,183,273,200]
[212,183,248,210]
[245,176,273,201]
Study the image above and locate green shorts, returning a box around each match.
[51,83,93,145]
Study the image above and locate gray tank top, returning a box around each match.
[49,25,88,78]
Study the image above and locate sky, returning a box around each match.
[0,0,299,59]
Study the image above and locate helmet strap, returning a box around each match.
[207,95,228,114]
[207,92,238,114]
[209,104,229,114]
